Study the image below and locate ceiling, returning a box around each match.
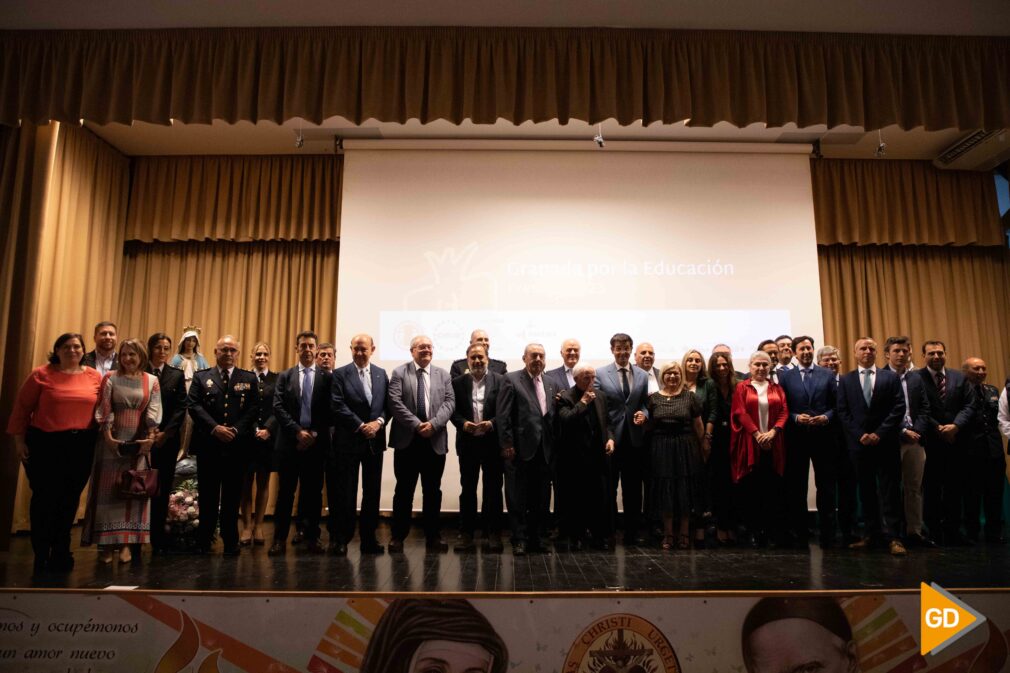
[8,0,1002,160]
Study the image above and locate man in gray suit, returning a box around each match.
[499,343,559,555]
[545,338,581,392]
[595,333,650,545]
[634,342,661,394]
[387,335,456,552]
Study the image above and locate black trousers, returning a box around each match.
[853,443,902,542]
[809,432,857,542]
[741,451,785,540]
[923,440,965,539]
[149,437,180,551]
[504,445,551,545]
[273,444,324,544]
[784,426,817,538]
[329,448,384,545]
[708,425,739,531]
[196,447,247,550]
[458,441,504,535]
[23,428,96,562]
[391,438,446,541]
[557,447,611,542]
[610,434,647,536]
[962,449,1006,539]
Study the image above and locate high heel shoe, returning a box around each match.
[99,550,114,565]
[118,547,132,564]
[253,528,266,546]
[661,535,674,550]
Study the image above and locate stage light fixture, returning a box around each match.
[593,124,605,148]
[294,129,305,149]
[874,129,887,158]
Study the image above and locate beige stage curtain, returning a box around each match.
[812,160,1005,246]
[1,28,1009,130]
[8,124,131,532]
[125,155,342,242]
[818,244,1010,387]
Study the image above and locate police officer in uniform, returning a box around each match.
[187,335,260,555]
[962,357,1006,544]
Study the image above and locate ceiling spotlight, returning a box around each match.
[811,138,823,160]
[593,124,605,149]
[294,129,305,149]
[874,128,886,158]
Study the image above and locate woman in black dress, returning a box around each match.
[647,361,706,549]
[707,351,741,545]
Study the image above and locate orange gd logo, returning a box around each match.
[563,613,682,673]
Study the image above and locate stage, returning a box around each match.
[2,521,1009,593]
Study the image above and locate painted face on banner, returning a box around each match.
[409,639,494,673]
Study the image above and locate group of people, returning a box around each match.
[8,322,1009,571]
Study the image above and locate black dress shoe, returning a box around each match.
[454,533,476,553]
[425,538,449,553]
[49,554,74,572]
[387,539,405,553]
[571,539,585,552]
[268,541,285,556]
[632,534,649,546]
[305,539,326,554]
[905,533,936,548]
[291,531,304,545]
[223,546,241,556]
[485,535,504,553]
[360,541,384,555]
[513,541,527,556]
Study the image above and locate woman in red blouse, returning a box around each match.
[730,350,788,548]
[7,333,103,573]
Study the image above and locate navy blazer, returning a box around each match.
[836,367,906,451]
[498,370,558,462]
[331,362,389,454]
[272,365,333,452]
[917,367,976,437]
[881,366,934,436]
[187,367,260,455]
[594,363,650,448]
[544,365,574,393]
[450,371,504,455]
[779,364,837,423]
[147,363,187,437]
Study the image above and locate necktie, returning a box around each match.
[220,368,230,389]
[416,369,427,422]
[534,375,547,416]
[936,371,947,401]
[862,369,873,406]
[300,368,312,426]
[360,368,372,404]
[801,368,813,396]
[153,367,161,379]
[258,372,266,383]
[621,368,630,399]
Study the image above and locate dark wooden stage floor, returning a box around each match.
[3,522,1009,592]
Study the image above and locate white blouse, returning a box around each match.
[750,380,770,432]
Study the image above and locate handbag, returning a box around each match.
[119,453,159,499]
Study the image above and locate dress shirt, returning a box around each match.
[564,367,575,388]
[153,365,165,378]
[94,352,116,378]
[415,364,431,419]
[255,368,270,378]
[857,366,876,392]
[356,366,384,426]
[997,387,1010,438]
[895,369,912,427]
[471,374,486,423]
[616,365,632,397]
[751,380,770,432]
[645,369,660,394]
[219,366,235,381]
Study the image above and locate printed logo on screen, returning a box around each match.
[563,613,681,673]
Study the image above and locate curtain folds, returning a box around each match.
[812,159,1004,246]
[817,244,1010,386]
[126,155,342,242]
[2,28,1009,130]
[116,239,340,366]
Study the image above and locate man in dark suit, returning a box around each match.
[961,357,1006,543]
[388,334,455,552]
[836,337,907,555]
[779,336,837,548]
[556,364,615,550]
[499,343,559,554]
[594,333,650,544]
[82,321,118,377]
[918,340,976,545]
[545,338,581,392]
[449,329,507,379]
[881,336,935,547]
[187,335,260,555]
[269,330,331,555]
[330,333,388,555]
[450,343,505,552]
[146,332,188,554]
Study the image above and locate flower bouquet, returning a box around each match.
[165,478,201,552]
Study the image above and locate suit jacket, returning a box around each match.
[594,363,650,448]
[331,361,389,454]
[556,385,614,463]
[449,357,507,380]
[450,371,504,455]
[147,363,187,437]
[388,361,455,455]
[272,365,333,453]
[187,367,260,455]
[498,369,559,462]
[778,365,837,425]
[544,365,575,392]
[881,365,934,437]
[82,350,117,371]
[917,367,975,444]
[253,371,278,433]
[836,367,906,452]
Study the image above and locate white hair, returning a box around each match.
[409,335,432,349]
[749,351,772,364]
[572,363,595,378]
